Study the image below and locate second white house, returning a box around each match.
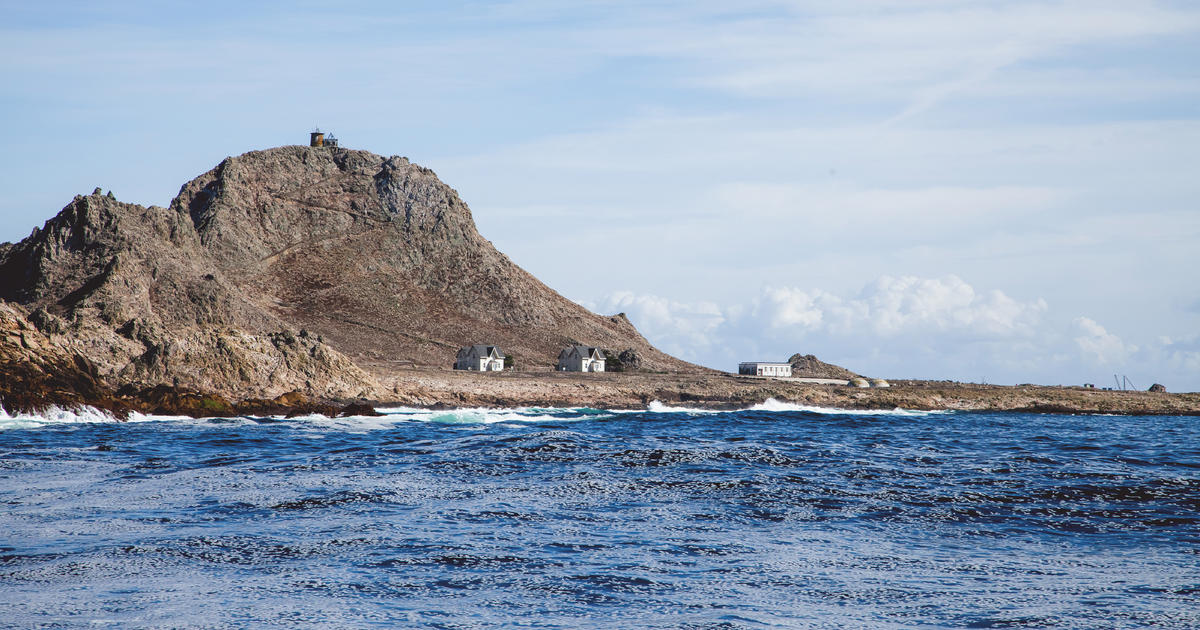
[557,346,606,372]
[455,345,506,371]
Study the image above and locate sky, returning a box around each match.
[1,0,1198,391]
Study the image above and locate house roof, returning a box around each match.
[459,344,505,358]
[561,345,603,359]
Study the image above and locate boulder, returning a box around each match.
[1149,383,1166,393]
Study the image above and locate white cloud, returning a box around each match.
[588,291,726,362]
[1073,317,1136,365]
[591,277,1197,390]
[594,275,1051,373]
[732,275,1049,349]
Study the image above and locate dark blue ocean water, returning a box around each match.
[1,402,1198,628]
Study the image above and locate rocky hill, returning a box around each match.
[0,145,697,400]
[788,353,861,380]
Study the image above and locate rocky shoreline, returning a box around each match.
[2,144,1194,420]
[382,370,1200,416]
[4,364,1197,419]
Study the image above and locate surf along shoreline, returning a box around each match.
[3,368,1198,420]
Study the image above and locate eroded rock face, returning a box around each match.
[0,145,695,399]
[0,302,119,414]
[1149,383,1167,393]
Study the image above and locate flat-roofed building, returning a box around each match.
[738,362,792,377]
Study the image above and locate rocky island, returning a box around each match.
[2,144,1196,417]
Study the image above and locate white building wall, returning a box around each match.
[739,362,792,377]
[559,352,606,372]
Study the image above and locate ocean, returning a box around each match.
[1,401,1197,628]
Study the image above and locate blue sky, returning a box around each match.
[2,1,1198,390]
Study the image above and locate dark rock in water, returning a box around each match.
[618,348,643,371]
[339,403,382,417]
[118,384,235,417]
[788,353,860,379]
[240,390,339,418]
[0,145,699,401]
[1149,383,1166,393]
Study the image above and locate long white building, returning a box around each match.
[738,362,792,377]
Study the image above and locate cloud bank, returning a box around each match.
[589,275,1198,391]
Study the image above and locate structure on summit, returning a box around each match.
[738,362,792,377]
[455,345,506,371]
[557,346,606,372]
[309,128,338,147]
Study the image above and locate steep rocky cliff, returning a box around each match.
[0,145,695,400]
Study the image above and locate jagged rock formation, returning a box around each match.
[0,301,120,414]
[788,353,860,380]
[0,145,695,400]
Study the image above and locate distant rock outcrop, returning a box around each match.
[788,353,860,380]
[1149,383,1166,393]
[618,348,644,371]
[0,145,698,400]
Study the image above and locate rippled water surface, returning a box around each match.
[1,403,1198,628]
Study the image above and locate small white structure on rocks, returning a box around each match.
[455,345,506,371]
[557,345,606,372]
[738,362,793,377]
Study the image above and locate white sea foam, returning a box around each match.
[641,398,944,417]
[746,398,945,416]
[643,400,719,414]
[377,406,615,426]
[1,397,941,430]
[0,404,122,430]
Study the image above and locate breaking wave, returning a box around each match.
[2,398,943,431]
[644,398,944,417]
[0,405,121,430]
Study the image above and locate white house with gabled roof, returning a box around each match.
[455,345,506,371]
[557,345,606,372]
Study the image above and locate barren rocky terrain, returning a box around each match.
[2,144,1196,418]
[0,145,695,404]
[378,369,1200,415]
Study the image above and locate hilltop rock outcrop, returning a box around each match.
[0,145,695,400]
[788,353,860,380]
